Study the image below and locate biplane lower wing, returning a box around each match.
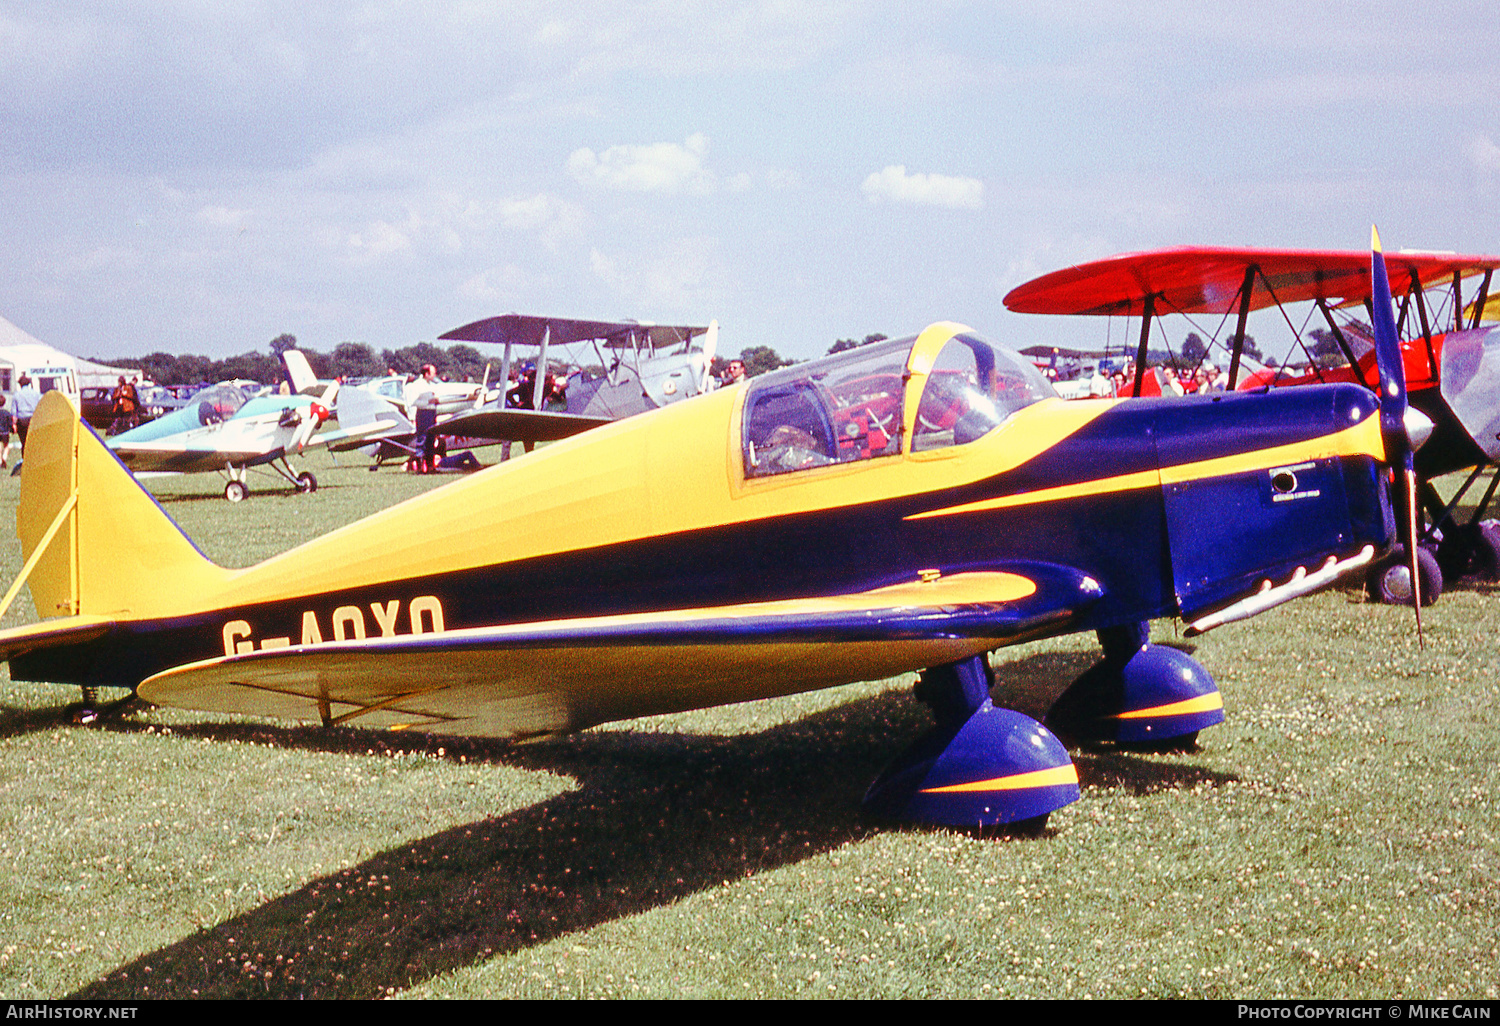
[135,567,1102,738]
[436,407,614,444]
[330,386,612,455]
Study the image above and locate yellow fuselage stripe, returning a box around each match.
[906,413,1383,520]
[920,763,1079,794]
[1115,692,1225,720]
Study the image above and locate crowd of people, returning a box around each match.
[1071,361,1231,398]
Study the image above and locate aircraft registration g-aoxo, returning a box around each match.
[0,287,1411,829]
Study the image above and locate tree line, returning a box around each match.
[91,330,894,389]
[92,335,523,387]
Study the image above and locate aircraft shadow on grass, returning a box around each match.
[56,683,1233,1000]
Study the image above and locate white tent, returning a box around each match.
[75,356,142,390]
[0,313,135,396]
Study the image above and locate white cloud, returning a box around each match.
[197,205,251,231]
[588,237,724,310]
[444,193,585,254]
[1471,135,1500,173]
[765,168,801,191]
[459,264,542,306]
[861,165,983,209]
[341,220,413,265]
[567,133,717,195]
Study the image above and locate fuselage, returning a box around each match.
[13,327,1393,712]
[108,386,323,472]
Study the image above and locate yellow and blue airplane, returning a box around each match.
[0,243,1417,829]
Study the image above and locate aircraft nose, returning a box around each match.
[1404,406,1434,451]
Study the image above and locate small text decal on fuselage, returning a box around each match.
[221,596,446,657]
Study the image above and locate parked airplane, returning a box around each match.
[105,380,374,501]
[333,315,718,468]
[282,348,485,417]
[0,245,1411,829]
[438,314,717,443]
[1005,243,1500,607]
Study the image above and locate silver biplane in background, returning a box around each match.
[336,314,718,467]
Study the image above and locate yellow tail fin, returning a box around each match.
[14,392,229,620]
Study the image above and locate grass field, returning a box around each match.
[0,450,1496,999]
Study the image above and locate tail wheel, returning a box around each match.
[1370,544,1443,606]
[296,471,318,493]
[224,480,249,503]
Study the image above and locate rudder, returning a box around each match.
[16,392,228,621]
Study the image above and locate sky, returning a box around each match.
[4,0,1500,365]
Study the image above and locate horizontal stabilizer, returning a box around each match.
[0,617,115,666]
[333,387,413,446]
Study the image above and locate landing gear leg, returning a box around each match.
[66,687,133,725]
[269,457,316,494]
[222,463,249,502]
[863,654,1079,831]
[71,686,100,725]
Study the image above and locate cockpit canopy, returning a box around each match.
[742,331,1055,478]
[185,384,251,426]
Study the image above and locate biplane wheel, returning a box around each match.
[1440,522,1500,581]
[1370,544,1442,606]
[224,480,249,503]
[1475,524,1500,580]
[296,471,318,493]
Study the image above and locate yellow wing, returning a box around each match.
[138,567,1103,739]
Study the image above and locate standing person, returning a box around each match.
[127,377,143,428]
[109,376,140,434]
[721,359,746,386]
[0,396,12,469]
[412,390,439,473]
[1161,365,1185,396]
[12,374,40,455]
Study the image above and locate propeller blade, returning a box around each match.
[1370,228,1407,460]
[1371,227,1424,645]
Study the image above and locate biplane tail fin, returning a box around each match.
[9,391,229,622]
[281,349,319,395]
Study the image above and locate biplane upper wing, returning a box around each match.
[439,313,708,350]
[1003,246,1500,317]
[135,566,1103,739]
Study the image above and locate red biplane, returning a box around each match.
[1005,245,1500,606]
